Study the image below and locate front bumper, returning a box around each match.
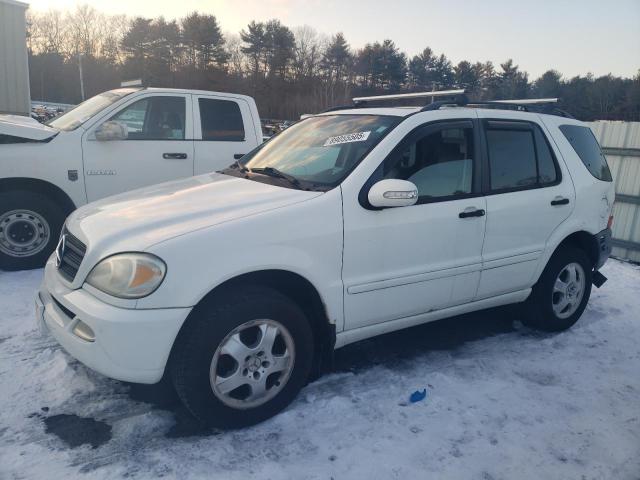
[595,228,612,270]
[36,257,192,384]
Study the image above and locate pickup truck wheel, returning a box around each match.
[170,286,314,428]
[0,191,65,271]
[523,246,592,332]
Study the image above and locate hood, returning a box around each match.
[67,173,322,255]
[0,114,59,141]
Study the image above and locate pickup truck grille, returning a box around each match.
[57,229,86,282]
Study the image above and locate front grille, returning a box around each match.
[58,229,86,282]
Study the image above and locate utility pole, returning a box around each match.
[78,53,85,101]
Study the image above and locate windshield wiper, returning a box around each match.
[233,159,249,173]
[251,167,302,188]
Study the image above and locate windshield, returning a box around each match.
[47,88,140,131]
[233,114,399,190]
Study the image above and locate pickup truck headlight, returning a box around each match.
[86,253,166,299]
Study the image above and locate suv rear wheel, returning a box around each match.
[523,246,593,331]
[170,286,314,428]
[0,191,65,271]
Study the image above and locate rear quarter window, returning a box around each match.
[559,125,612,181]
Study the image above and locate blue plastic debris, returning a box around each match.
[409,389,427,403]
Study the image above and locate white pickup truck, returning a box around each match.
[0,87,262,270]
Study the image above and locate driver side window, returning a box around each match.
[384,125,475,201]
[110,96,186,140]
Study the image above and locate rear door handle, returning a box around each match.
[234,153,246,160]
[163,153,187,160]
[459,207,486,218]
[551,196,570,206]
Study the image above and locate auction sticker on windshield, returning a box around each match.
[323,131,371,147]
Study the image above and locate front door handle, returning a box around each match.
[234,153,246,160]
[551,196,570,206]
[163,153,187,160]
[459,207,486,218]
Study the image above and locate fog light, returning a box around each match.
[72,320,95,342]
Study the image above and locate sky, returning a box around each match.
[25,0,640,79]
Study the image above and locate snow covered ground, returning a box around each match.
[1,259,639,479]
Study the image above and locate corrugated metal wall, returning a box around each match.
[0,0,30,116]
[589,121,640,262]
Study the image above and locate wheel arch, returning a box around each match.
[535,230,599,286]
[168,269,336,381]
[554,231,599,268]
[0,177,76,215]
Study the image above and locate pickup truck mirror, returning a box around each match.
[368,179,419,208]
[95,121,128,141]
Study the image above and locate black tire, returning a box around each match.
[523,246,593,332]
[170,286,314,429]
[0,190,66,271]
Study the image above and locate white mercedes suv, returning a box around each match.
[36,91,614,428]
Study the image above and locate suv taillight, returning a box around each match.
[607,215,614,229]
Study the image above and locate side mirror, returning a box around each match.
[95,121,127,141]
[368,179,418,208]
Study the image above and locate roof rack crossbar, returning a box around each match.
[352,89,466,104]
[489,98,558,105]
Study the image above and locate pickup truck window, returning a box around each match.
[47,88,139,131]
[111,96,186,140]
[199,98,245,141]
[236,114,399,190]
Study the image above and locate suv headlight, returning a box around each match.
[86,253,166,299]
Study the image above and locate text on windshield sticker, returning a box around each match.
[323,131,371,147]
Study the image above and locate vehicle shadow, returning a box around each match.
[333,305,521,373]
[126,304,526,437]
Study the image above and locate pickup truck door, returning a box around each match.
[82,93,194,202]
[341,118,486,330]
[192,94,259,175]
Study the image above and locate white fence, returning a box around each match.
[589,121,640,262]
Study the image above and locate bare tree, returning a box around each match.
[225,33,247,77]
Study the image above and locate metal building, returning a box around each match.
[589,121,640,262]
[0,0,30,116]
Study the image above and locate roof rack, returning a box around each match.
[323,90,574,118]
[421,96,574,118]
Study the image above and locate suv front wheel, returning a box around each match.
[524,246,593,331]
[170,286,314,428]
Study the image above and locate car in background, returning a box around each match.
[0,87,262,270]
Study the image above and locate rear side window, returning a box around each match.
[534,128,558,184]
[487,129,537,190]
[199,98,245,141]
[485,121,559,192]
[559,125,612,181]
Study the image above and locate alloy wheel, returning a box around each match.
[552,262,586,319]
[209,319,295,410]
